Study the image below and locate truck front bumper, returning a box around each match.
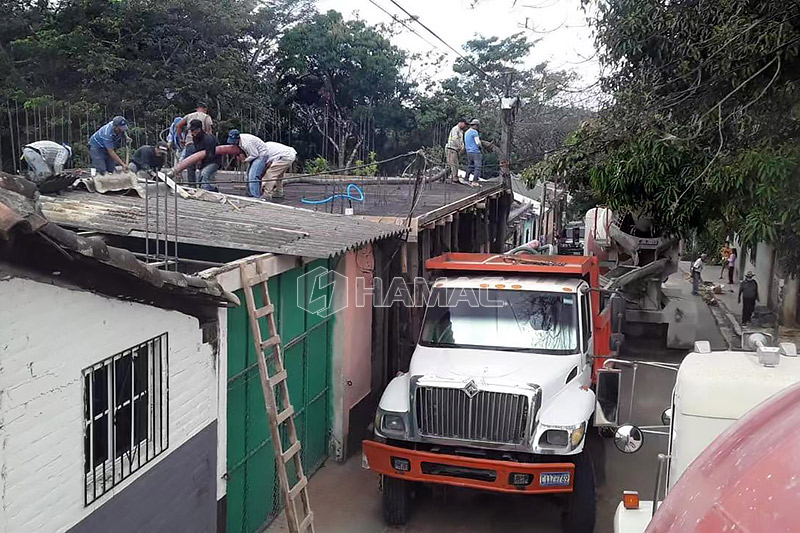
[362,440,575,494]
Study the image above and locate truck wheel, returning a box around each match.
[563,452,596,533]
[382,475,412,526]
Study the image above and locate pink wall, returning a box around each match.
[331,245,375,459]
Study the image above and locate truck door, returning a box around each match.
[580,288,594,383]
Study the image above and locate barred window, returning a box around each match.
[83,333,168,505]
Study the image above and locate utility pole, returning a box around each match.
[493,71,519,253]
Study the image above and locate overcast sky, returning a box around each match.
[315,0,600,89]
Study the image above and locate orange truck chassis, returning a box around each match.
[363,440,575,494]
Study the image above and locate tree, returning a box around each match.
[532,0,800,272]
[277,11,409,169]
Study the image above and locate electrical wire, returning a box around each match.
[366,0,443,54]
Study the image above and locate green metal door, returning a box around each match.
[226,260,333,533]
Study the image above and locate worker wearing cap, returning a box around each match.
[463,119,483,187]
[175,103,213,158]
[21,140,73,184]
[227,129,271,198]
[130,141,170,173]
[88,116,130,174]
[188,119,219,191]
[445,119,468,183]
[738,271,759,325]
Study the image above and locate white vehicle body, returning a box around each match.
[375,275,596,455]
[614,346,800,532]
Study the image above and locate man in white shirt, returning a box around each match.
[444,119,468,183]
[228,129,296,200]
[691,253,707,295]
[22,140,73,184]
[227,129,270,197]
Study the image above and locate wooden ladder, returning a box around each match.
[239,262,315,533]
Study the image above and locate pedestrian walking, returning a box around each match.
[727,248,737,285]
[463,119,483,187]
[719,242,731,279]
[21,140,72,184]
[691,253,707,295]
[227,129,271,198]
[444,119,468,183]
[187,119,219,191]
[738,271,759,324]
[88,116,130,174]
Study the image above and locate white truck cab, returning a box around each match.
[363,252,622,533]
[607,336,800,532]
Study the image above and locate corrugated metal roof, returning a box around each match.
[40,189,406,259]
[0,172,237,310]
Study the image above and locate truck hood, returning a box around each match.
[409,344,580,401]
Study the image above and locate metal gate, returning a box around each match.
[226,260,333,533]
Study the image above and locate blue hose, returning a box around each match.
[300,183,365,205]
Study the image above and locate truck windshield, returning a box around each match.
[419,288,579,354]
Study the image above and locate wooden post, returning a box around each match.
[452,212,460,251]
[443,219,452,253]
[420,228,431,279]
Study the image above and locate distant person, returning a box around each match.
[227,129,271,198]
[175,103,213,158]
[727,248,737,285]
[691,253,707,295]
[130,142,169,173]
[444,119,468,183]
[463,119,482,187]
[719,242,732,279]
[187,119,219,191]
[738,271,759,324]
[21,140,72,183]
[88,116,129,174]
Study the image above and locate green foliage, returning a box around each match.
[352,151,378,177]
[535,0,800,273]
[303,156,330,175]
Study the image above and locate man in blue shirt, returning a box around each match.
[463,119,482,187]
[88,116,129,174]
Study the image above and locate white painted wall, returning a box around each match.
[0,276,218,533]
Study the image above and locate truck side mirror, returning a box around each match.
[614,425,644,454]
[594,368,622,428]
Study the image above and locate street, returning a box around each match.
[268,277,727,533]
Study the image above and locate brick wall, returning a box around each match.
[0,276,218,533]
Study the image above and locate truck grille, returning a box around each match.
[415,386,530,445]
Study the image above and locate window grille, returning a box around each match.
[82,333,168,505]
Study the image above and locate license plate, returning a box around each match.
[539,472,571,486]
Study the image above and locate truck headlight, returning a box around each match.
[382,414,406,433]
[539,422,586,451]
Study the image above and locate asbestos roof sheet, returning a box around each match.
[0,172,237,309]
[40,189,406,259]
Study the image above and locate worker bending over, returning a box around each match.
[188,119,219,191]
[228,130,296,200]
[88,116,130,174]
[130,141,170,173]
[21,140,72,184]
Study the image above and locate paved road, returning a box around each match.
[267,283,726,533]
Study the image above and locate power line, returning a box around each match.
[385,0,496,83]
[365,0,443,54]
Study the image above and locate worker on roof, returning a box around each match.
[445,119,468,184]
[175,102,213,159]
[227,129,296,201]
[188,119,219,191]
[463,119,482,188]
[227,129,270,198]
[88,116,130,174]
[130,141,170,173]
[21,140,73,184]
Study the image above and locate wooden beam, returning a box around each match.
[452,212,460,251]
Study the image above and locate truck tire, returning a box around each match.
[563,452,596,533]
[382,475,411,526]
